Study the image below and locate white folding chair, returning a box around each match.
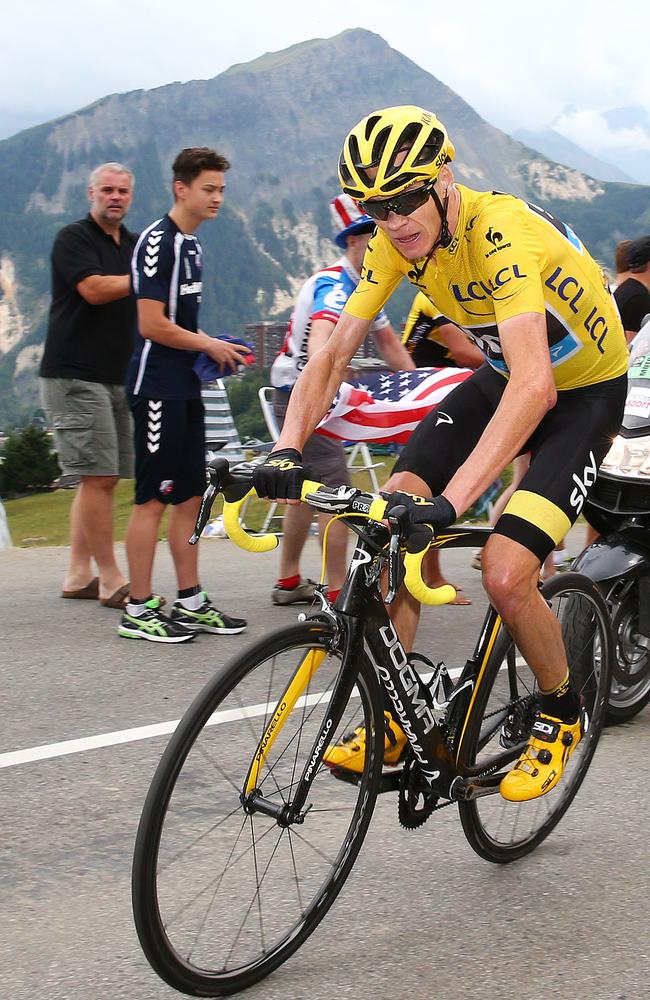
[258,386,280,442]
[345,441,384,493]
[257,387,283,534]
[259,385,384,493]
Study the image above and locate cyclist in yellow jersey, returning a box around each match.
[253,106,628,802]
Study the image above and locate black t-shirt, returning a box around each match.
[40,215,137,383]
[125,214,204,400]
[614,277,650,335]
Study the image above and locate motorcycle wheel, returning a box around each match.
[603,576,650,725]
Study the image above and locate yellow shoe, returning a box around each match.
[323,712,407,774]
[500,712,582,802]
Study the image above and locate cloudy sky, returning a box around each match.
[3,0,649,162]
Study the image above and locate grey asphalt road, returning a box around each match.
[1,530,649,1000]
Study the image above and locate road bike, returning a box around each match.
[132,458,613,997]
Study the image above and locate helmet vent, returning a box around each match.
[370,126,392,168]
[413,128,445,167]
[338,151,353,186]
[386,123,423,176]
[364,115,382,141]
[382,173,422,193]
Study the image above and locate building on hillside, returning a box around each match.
[244,320,383,371]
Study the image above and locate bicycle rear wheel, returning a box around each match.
[132,620,383,997]
[457,573,612,863]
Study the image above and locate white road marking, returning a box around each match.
[0,661,526,770]
[0,691,331,770]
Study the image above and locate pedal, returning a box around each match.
[327,766,360,786]
[327,764,404,794]
[379,768,403,794]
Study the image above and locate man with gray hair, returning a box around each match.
[40,162,137,608]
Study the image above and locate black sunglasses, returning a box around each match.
[359,182,434,221]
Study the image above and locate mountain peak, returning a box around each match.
[0,29,647,427]
[222,28,386,78]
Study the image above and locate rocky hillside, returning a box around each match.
[0,28,649,426]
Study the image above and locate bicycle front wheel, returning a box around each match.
[132,620,383,997]
[458,573,612,863]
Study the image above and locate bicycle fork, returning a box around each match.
[240,619,364,827]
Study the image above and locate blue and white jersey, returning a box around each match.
[271,256,391,390]
[126,214,204,399]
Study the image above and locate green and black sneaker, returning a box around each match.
[169,593,247,634]
[118,597,195,643]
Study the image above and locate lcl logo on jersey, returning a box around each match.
[569,451,598,514]
[451,264,527,304]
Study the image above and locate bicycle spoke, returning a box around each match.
[286,828,305,914]
[163,813,249,932]
[186,814,252,964]
[158,800,243,875]
[289,825,338,867]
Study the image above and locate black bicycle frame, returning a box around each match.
[250,521,526,825]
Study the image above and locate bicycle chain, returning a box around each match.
[483,694,533,722]
[399,695,535,829]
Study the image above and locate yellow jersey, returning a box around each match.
[346,186,628,390]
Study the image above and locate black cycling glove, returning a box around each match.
[384,491,457,553]
[252,448,305,501]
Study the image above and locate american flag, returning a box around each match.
[316,367,472,444]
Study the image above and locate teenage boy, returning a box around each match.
[119,148,249,643]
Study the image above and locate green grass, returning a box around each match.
[4,480,139,547]
[3,456,399,548]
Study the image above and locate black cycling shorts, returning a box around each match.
[130,396,207,505]
[393,364,627,562]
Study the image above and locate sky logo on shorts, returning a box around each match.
[159,480,174,496]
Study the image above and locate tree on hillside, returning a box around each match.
[0,425,60,497]
[226,370,271,442]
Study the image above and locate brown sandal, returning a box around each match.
[100,584,131,609]
[61,578,99,600]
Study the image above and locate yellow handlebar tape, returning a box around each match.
[223,480,455,604]
[404,548,457,606]
[222,490,279,552]
[300,478,326,500]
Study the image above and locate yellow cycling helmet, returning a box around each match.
[338,106,455,201]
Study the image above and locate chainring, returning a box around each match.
[397,756,440,829]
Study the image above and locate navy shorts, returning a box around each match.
[130,396,207,505]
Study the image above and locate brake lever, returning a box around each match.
[189,483,217,545]
[385,518,403,605]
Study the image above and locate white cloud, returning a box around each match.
[0,0,649,145]
[554,110,650,154]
